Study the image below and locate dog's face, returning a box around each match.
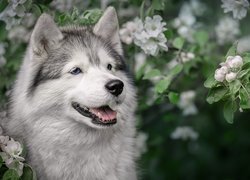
[27,7,135,129]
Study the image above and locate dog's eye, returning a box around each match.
[70,67,82,75]
[107,64,112,71]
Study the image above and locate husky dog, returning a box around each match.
[4,7,137,180]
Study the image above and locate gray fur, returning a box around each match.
[3,7,137,180]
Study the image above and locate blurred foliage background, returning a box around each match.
[1,0,250,179]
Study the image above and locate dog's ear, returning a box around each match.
[30,13,63,56]
[93,7,123,55]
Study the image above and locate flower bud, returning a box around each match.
[214,68,225,82]
[220,66,229,74]
[229,55,243,69]
[225,72,237,82]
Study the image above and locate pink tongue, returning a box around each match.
[90,107,117,121]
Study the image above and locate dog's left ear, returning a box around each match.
[93,7,123,55]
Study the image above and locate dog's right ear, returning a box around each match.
[30,13,63,56]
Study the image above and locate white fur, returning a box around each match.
[4,7,138,180]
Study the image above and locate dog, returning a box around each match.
[3,7,137,180]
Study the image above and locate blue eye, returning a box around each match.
[70,67,82,75]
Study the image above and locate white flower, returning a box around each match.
[6,159,24,176]
[220,66,230,74]
[171,126,199,140]
[0,136,9,146]
[0,0,27,30]
[225,72,237,82]
[0,135,25,176]
[214,65,230,82]
[173,3,197,42]
[215,55,243,83]
[2,138,25,162]
[144,15,166,38]
[215,16,240,45]
[228,55,243,69]
[221,0,249,20]
[214,68,226,82]
[134,132,148,158]
[237,36,250,53]
[119,21,138,45]
[133,16,168,56]
[178,91,198,115]
[119,18,143,45]
[120,16,168,56]
[180,52,195,63]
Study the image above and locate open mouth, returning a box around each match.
[72,102,117,126]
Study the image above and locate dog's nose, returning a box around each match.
[105,80,124,96]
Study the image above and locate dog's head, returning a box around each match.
[26,7,136,129]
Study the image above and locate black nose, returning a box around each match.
[105,80,124,96]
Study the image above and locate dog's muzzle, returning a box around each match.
[72,102,117,126]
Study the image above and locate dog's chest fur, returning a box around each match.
[24,116,136,180]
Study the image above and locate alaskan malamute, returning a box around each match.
[4,7,137,180]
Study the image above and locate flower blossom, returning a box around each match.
[0,0,28,30]
[215,17,240,45]
[214,55,243,82]
[178,91,198,116]
[120,15,168,56]
[237,36,250,53]
[171,126,199,140]
[173,0,205,42]
[221,0,250,20]
[180,52,195,63]
[0,135,25,176]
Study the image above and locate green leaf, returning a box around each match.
[223,100,237,124]
[194,31,209,47]
[151,0,165,11]
[23,0,33,9]
[173,37,184,49]
[21,164,37,180]
[168,92,179,105]
[143,69,161,80]
[164,30,173,39]
[239,88,250,109]
[31,4,42,16]
[229,80,241,95]
[0,156,3,168]
[168,64,183,77]
[243,55,250,63]
[225,43,237,57]
[204,75,217,88]
[140,0,145,19]
[0,22,8,40]
[2,169,20,180]
[155,77,171,94]
[241,62,250,70]
[0,0,8,12]
[238,69,250,78]
[206,86,228,104]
